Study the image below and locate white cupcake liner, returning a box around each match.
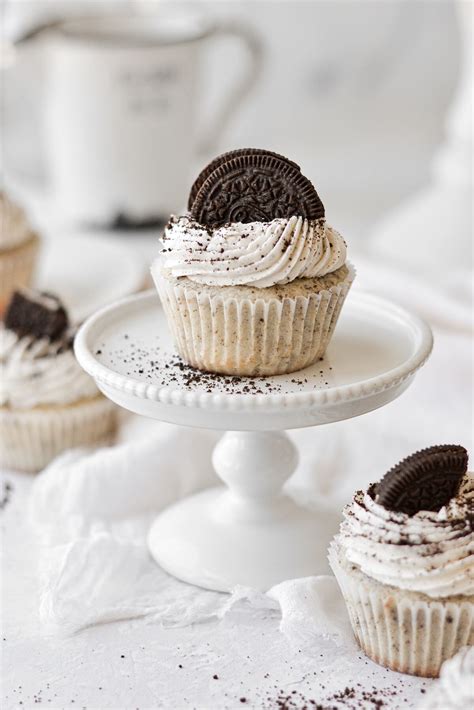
[0,395,118,472]
[0,233,40,312]
[329,543,474,678]
[153,265,354,376]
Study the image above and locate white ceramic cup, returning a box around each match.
[40,10,262,226]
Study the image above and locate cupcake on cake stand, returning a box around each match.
[75,149,433,592]
[75,288,432,592]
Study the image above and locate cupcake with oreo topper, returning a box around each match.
[0,289,118,472]
[151,149,354,376]
[329,445,473,678]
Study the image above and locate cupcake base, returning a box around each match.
[329,543,474,678]
[152,262,355,377]
[0,233,40,314]
[0,395,118,472]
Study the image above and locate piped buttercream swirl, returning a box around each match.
[0,327,99,409]
[160,215,346,288]
[336,475,473,598]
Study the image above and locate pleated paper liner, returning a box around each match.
[329,543,473,678]
[152,263,355,377]
[0,395,118,472]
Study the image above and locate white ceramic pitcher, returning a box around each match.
[10,8,263,227]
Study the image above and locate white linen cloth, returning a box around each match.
[28,256,473,651]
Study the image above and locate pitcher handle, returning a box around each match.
[198,19,264,155]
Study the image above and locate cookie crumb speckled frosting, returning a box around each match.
[337,472,473,598]
[152,148,354,376]
[329,445,473,678]
[0,289,97,409]
[161,215,346,289]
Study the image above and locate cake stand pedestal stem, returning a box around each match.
[147,427,339,592]
[212,430,298,519]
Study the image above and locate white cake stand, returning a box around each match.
[75,289,432,592]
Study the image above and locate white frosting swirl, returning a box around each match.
[336,476,473,598]
[0,191,34,250]
[0,327,99,409]
[160,215,346,288]
[419,647,474,709]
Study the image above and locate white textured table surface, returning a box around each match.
[2,472,432,710]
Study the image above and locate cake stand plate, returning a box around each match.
[75,289,433,591]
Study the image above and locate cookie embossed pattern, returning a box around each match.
[75,148,433,592]
[189,149,325,225]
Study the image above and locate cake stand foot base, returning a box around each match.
[147,486,339,592]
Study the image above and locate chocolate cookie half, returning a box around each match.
[4,288,69,341]
[375,444,468,515]
[189,149,324,227]
[187,148,300,209]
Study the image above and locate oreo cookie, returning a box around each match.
[375,445,468,516]
[189,149,324,227]
[187,148,300,210]
[4,289,69,341]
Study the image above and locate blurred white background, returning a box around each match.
[198,0,462,241]
[2,0,465,246]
